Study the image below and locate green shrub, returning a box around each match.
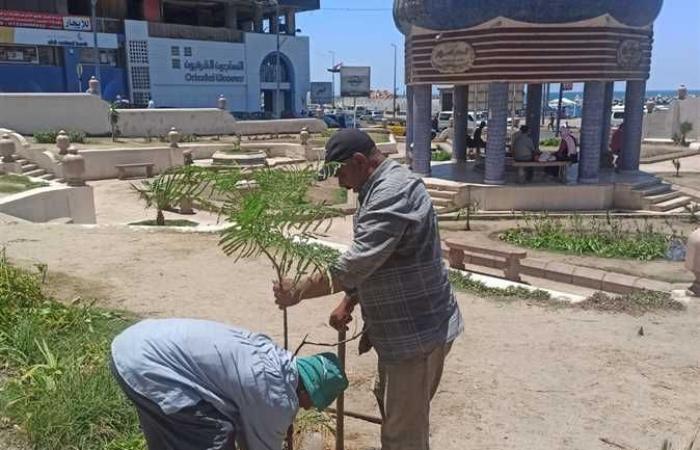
[33,129,87,144]
[388,125,406,137]
[500,214,674,261]
[0,174,48,193]
[431,149,452,161]
[540,138,560,147]
[449,270,551,301]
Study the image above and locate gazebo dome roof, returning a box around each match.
[394,0,664,33]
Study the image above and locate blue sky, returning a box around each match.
[297,0,700,93]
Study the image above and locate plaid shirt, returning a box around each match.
[331,160,463,362]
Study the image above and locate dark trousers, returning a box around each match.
[110,361,237,450]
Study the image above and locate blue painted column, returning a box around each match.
[579,81,606,184]
[406,85,414,167]
[525,83,543,151]
[619,80,646,173]
[599,81,615,167]
[484,82,508,185]
[452,85,468,161]
[411,84,432,176]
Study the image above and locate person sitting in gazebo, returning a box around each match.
[610,122,625,170]
[545,126,578,178]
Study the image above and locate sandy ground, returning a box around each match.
[1,221,699,450]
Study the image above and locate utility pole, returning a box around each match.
[391,43,397,117]
[274,0,281,119]
[91,0,101,97]
[329,51,336,108]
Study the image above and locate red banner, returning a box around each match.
[0,10,64,30]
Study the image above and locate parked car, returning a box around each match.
[437,111,477,131]
[611,106,625,127]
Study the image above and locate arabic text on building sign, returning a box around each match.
[183,59,245,83]
[0,10,91,31]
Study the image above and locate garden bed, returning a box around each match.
[0,175,48,195]
[499,215,682,261]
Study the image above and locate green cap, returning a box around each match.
[297,353,349,411]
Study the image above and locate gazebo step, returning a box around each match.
[644,190,681,205]
[427,188,457,199]
[22,163,38,172]
[432,197,455,208]
[424,179,462,192]
[631,177,663,190]
[635,183,671,196]
[650,196,692,212]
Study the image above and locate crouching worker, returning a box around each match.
[111,318,348,450]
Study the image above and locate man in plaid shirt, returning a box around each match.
[274,129,463,450]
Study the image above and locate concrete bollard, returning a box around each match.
[218,94,228,111]
[87,76,100,95]
[299,127,310,146]
[168,127,180,148]
[62,148,86,187]
[0,133,16,163]
[684,228,700,295]
[56,130,71,155]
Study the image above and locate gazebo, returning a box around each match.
[395,0,664,195]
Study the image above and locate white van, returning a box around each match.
[437,111,477,132]
[611,106,625,127]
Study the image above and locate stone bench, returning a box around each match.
[444,239,527,282]
[116,163,155,180]
[512,160,569,183]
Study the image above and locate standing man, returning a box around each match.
[548,112,556,131]
[472,121,487,157]
[111,318,348,450]
[274,129,463,450]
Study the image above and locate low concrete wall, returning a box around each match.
[117,109,237,138]
[80,146,184,180]
[235,118,326,136]
[0,184,96,224]
[644,98,700,141]
[0,94,110,135]
[467,184,614,211]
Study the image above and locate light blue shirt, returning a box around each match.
[111,319,299,450]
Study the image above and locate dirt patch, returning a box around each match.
[575,291,686,316]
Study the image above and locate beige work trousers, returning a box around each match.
[373,342,453,450]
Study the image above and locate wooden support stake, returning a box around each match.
[335,329,346,450]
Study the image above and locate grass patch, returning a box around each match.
[367,133,390,144]
[500,214,677,261]
[449,270,551,302]
[0,174,48,194]
[33,130,86,145]
[0,250,143,450]
[431,150,452,162]
[129,219,199,227]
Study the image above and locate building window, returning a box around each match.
[171,58,181,69]
[260,53,290,83]
[0,45,39,64]
[184,47,192,57]
[128,40,149,65]
[80,48,120,67]
[171,46,180,56]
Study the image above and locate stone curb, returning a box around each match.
[520,258,673,294]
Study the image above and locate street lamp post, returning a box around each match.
[274,1,282,119]
[329,51,336,108]
[91,0,101,97]
[391,43,397,117]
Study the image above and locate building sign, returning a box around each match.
[63,16,92,32]
[148,38,247,86]
[340,66,371,98]
[431,41,475,74]
[183,59,245,83]
[11,28,118,49]
[0,10,91,31]
[310,82,333,104]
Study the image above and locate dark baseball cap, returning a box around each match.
[318,129,376,180]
